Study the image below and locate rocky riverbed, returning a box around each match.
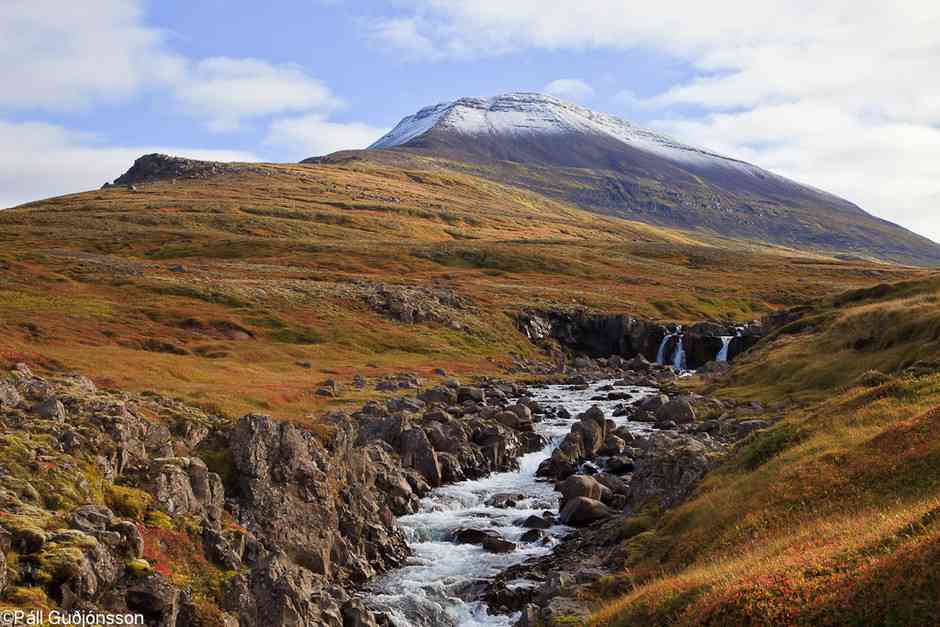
[361,379,657,626]
[357,358,776,626]
[0,356,775,626]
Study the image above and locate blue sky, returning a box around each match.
[3,1,939,242]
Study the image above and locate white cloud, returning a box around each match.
[265,114,386,159]
[0,1,357,136]
[369,17,439,58]
[543,79,595,102]
[0,0,383,206]
[375,0,940,242]
[0,0,184,110]
[175,58,340,132]
[0,120,258,208]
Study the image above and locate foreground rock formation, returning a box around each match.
[0,364,544,625]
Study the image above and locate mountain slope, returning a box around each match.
[590,276,940,625]
[1,155,922,419]
[313,93,940,266]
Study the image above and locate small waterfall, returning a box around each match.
[655,334,672,365]
[716,336,733,363]
[672,335,686,371]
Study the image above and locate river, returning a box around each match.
[364,379,657,626]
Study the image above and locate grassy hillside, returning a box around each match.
[320,146,940,267]
[0,158,925,420]
[589,275,940,625]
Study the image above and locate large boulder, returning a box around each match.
[571,418,605,457]
[494,410,532,432]
[418,386,457,405]
[144,457,224,525]
[655,399,696,425]
[557,475,610,507]
[628,434,714,510]
[559,497,613,526]
[457,386,484,403]
[509,403,533,421]
[482,536,516,554]
[518,515,553,530]
[400,427,442,486]
[452,528,516,553]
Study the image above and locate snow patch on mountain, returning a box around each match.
[370,92,757,174]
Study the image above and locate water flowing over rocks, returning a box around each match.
[0,355,781,626]
[0,365,551,626]
[479,387,778,626]
[517,309,764,371]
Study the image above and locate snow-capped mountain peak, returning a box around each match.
[369,92,727,167]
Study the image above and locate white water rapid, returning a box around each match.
[364,380,656,626]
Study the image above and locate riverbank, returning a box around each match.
[2,353,744,625]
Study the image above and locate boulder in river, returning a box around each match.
[557,475,610,507]
[481,536,516,554]
[517,515,552,529]
[486,493,526,508]
[452,528,516,553]
[520,529,546,543]
[559,497,614,526]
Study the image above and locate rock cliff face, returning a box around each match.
[517,309,762,369]
[0,365,542,626]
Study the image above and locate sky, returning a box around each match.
[2,1,939,243]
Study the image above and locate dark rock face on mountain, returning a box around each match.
[310,93,940,266]
[112,153,259,186]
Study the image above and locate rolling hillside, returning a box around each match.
[309,93,940,266]
[0,154,920,420]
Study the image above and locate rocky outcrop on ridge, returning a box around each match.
[111,153,263,187]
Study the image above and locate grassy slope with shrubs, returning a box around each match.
[589,275,940,625]
[0,160,921,422]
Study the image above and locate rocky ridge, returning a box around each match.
[110,154,266,187]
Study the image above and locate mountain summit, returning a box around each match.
[346,93,940,266]
[372,92,774,179]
